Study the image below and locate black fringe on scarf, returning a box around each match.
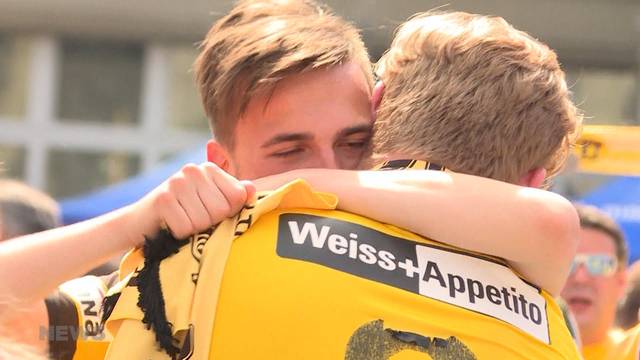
[136,229,190,358]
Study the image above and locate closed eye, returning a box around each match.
[270,148,305,158]
[340,140,368,149]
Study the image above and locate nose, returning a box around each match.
[570,264,592,283]
[312,147,339,169]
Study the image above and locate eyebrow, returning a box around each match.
[335,124,373,139]
[260,124,373,148]
[261,133,314,148]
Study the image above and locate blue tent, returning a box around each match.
[580,176,640,264]
[60,146,206,224]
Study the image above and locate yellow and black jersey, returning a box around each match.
[44,272,117,359]
[582,325,640,360]
[208,208,579,359]
[104,160,580,359]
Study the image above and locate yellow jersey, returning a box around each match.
[582,326,640,360]
[104,167,580,359]
[209,208,579,359]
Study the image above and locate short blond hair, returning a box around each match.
[194,0,373,146]
[374,12,581,184]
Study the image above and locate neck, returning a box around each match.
[380,154,426,162]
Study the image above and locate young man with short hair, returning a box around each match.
[562,204,640,359]
[196,0,374,179]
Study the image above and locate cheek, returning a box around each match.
[335,146,369,170]
[336,155,361,170]
[593,280,620,303]
[236,155,296,179]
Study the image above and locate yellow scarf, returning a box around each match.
[103,179,338,359]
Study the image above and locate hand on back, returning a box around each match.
[127,163,255,245]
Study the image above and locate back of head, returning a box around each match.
[195,0,373,147]
[374,11,581,184]
[0,180,60,241]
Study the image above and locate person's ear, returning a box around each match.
[371,81,385,119]
[518,167,547,188]
[206,140,232,172]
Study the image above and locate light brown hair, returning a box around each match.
[194,0,373,147]
[374,11,582,184]
[575,203,627,268]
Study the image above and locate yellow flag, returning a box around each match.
[574,125,640,176]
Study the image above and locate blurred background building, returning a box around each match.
[0,0,639,198]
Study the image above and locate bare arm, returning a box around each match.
[0,163,253,314]
[255,169,579,295]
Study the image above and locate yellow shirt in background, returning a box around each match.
[582,326,640,360]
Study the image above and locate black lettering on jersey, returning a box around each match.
[81,300,97,317]
[345,320,477,359]
[277,213,549,341]
[84,320,100,337]
[423,261,446,287]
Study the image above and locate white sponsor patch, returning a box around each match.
[278,213,551,344]
[416,246,549,343]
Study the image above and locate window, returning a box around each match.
[57,38,143,125]
[0,145,26,180]
[0,34,31,119]
[566,67,637,125]
[165,44,209,131]
[47,149,140,198]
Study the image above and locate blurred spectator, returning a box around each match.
[615,260,640,330]
[0,179,118,276]
[0,179,60,241]
[561,204,640,360]
[0,180,110,355]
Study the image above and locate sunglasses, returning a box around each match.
[569,253,618,277]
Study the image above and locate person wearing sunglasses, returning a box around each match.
[561,204,639,360]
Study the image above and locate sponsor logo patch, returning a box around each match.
[276,213,550,343]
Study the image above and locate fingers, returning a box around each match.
[183,163,234,225]
[169,165,214,233]
[154,188,195,239]
[201,163,249,216]
[240,180,256,202]
[156,163,251,238]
